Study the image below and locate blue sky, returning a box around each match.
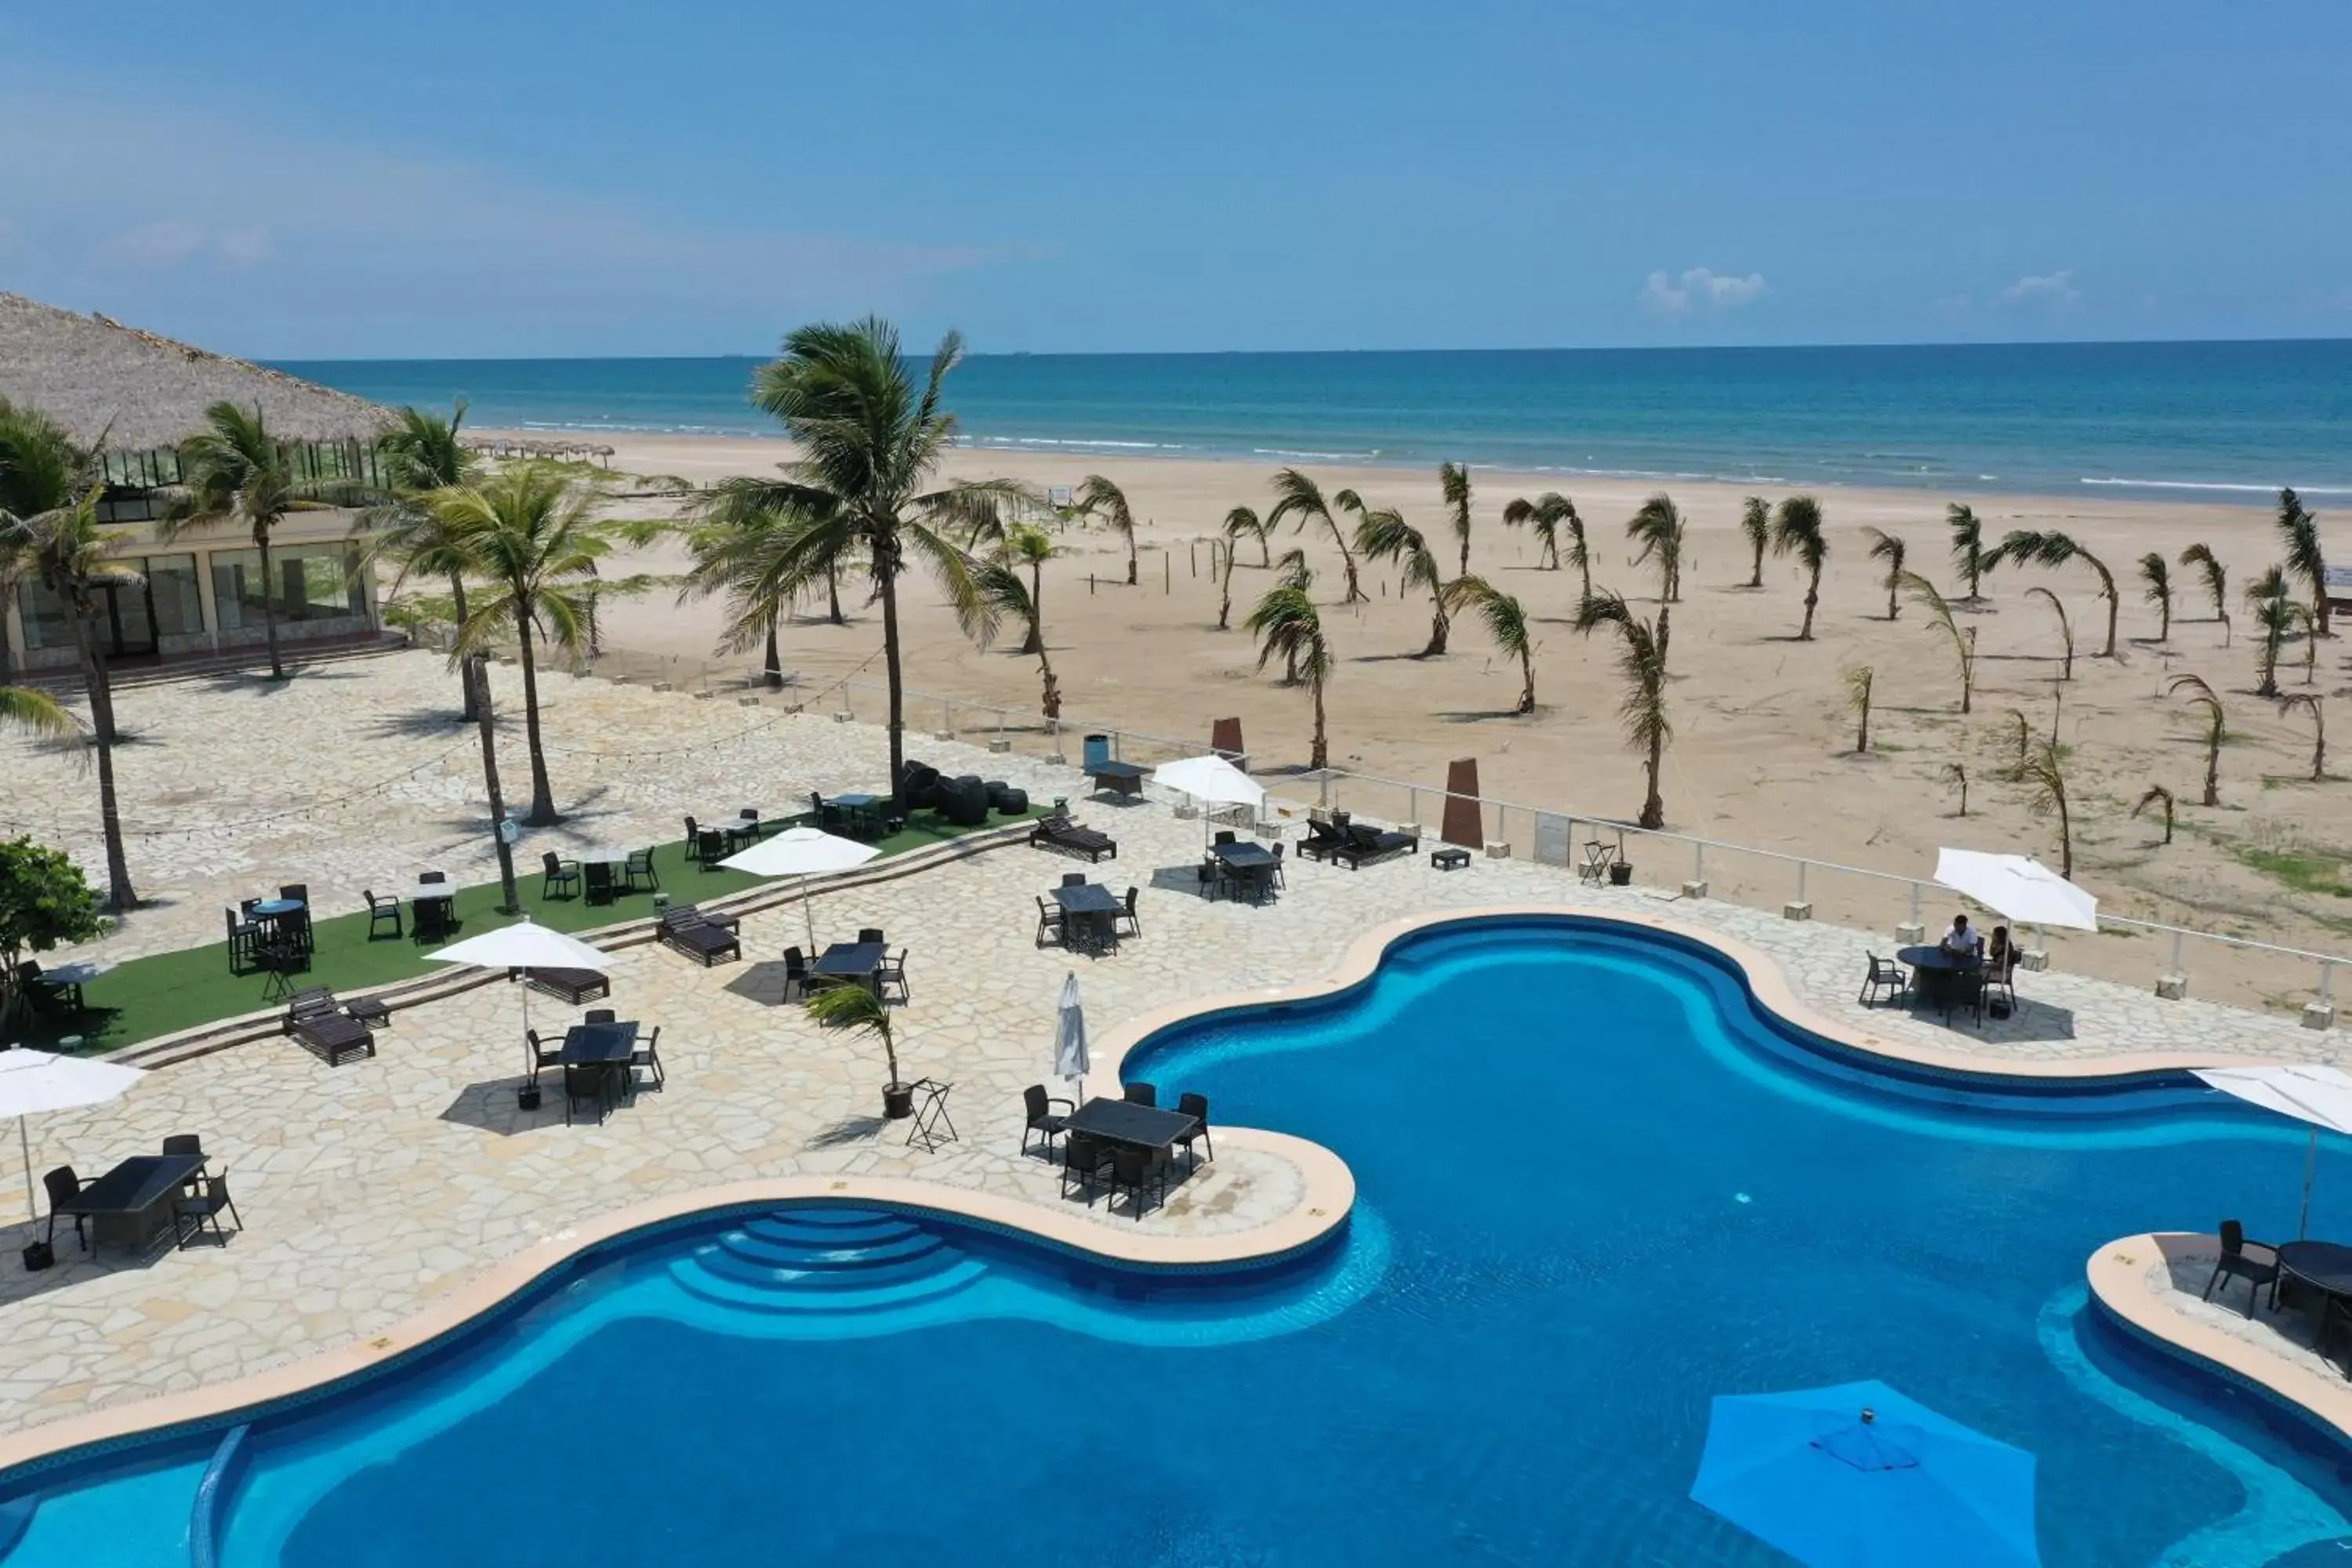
[2,2,2347,358]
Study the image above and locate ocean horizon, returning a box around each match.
[274,339,2352,502]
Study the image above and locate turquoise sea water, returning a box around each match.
[275,340,2352,499]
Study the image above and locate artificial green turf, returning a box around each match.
[17,808,1035,1054]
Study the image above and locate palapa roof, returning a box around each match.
[0,292,388,453]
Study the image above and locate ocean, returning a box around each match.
[274,340,2352,500]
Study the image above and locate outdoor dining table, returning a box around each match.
[406,880,459,903]
[34,961,101,1012]
[1897,944,1983,1022]
[827,794,885,839]
[815,940,887,994]
[560,1019,639,1101]
[58,1152,205,1257]
[1053,883,1123,953]
[1064,1096,1197,1155]
[1084,760,1146,800]
[1209,840,1278,902]
[2277,1240,2352,1313]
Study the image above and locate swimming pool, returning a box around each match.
[10,913,2352,1566]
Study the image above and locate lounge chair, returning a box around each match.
[1029,814,1118,862]
[1298,817,1347,862]
[541,851,582,899]
[525,967,611,1005]
[1333,821,1418,869]
[286,1006,375,1067]
[2203,1220,2279,1316]
[658,908,741,967]
[286,985,390,1030]
[1022,1084,1074,1157]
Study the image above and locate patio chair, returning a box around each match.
[1029,815,1118,862]
[562,1062,612,1125]
[412,895,451,944]
[2203,1220,2279,1316]
[541,851,582,899]
[631,1025,665,1094]
[15,961,56,1015]
[782,946,811,1000]
[1579,838,1613,886]
[1858,954,1908,1007]
[624,848,660,893]
[419,869,448,884]
[811,793,848,833]
[1174,1091,1213,1167]
[1117,887,1142,939]
[1061,871,1087,888]
[172,1169,241,1249]
[1985,954,2020,1021]
[1062,1134,1113,1205]
[1196,858,1221,901]
[162,1133,203,1159]
[2323,1298,2352,1377]
[43,1166,86,1254]
[1123,1082,1157,1108]
[1023,1085,1075,1157]
[225,906,261,973]
[1214,829,1236,846]
[682,816,701,860]
[528,1027,564,1080]
[586,1007,616,1025]
[696,829,728,866]
[1106,1145,1165,1221]
[364,889,402,941]
[1035,897,1065,949]
[583,861,617,906]
[879,948,910,1004]
[858,927,885,946]
[1270,843,1287,890]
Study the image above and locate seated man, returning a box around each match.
[1940,912,1985,960]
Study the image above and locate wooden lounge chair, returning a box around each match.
[1029,814,1118,862]
[658,909,741,967]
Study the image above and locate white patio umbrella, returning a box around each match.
[1055,972,1090,1104]
[2194,1063,2352,1237]
[425,917,615,1087]
[717,826,880,949]
[1154,754,1265,842]
[1933,848,2098,932]
[0,1048,142,1225]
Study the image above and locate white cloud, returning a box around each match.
[1998,269,2081,308]
[1639,267,1767,318]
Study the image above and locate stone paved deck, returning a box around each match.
[2,666,2344,1444]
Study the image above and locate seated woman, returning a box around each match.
[1987,925,2018,978]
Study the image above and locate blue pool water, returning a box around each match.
[13,916,2352,1566]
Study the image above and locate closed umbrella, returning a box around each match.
[0,1048,142,1227]
[1932,849,2097,931]
[718,826,880,950]
[2194,1063,2352,1238]
[1055,972,1090,1104]
[425,917,615,1089]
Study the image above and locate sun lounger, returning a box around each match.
[286,1008,375,1067]
[1029,814,1118,862]
[525,967,612,1005]
[1334,821,1419,869]
[1298,818,1348,862]
[658,908,742,967]
[285,985,391,1030]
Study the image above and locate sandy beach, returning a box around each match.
[486,430,2349,1013]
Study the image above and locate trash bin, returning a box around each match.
[1082,733,1110,772]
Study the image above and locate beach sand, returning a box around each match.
[488,430,2351,1014]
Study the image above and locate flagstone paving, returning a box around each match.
[0,655,2343,1443]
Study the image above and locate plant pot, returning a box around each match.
[1608,862,1633,887]
[882,1082,916,1120]
[516,1084,543,1112]
[20,1240,53,1272]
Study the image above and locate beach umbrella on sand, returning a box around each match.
[426,917,614,1091]
[719,826,880,950]
[0,1048,141,1231]
[1692,1379,2041,1567]
[1153,755,1265,842]
[2194,1063,2352,1238]
[1055,972,1090,1104]
[1932,849,2097,932]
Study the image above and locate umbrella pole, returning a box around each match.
[2303,1126,2318,1240]
[521,972,533,1084]
[803,876,817,953]
[20,1117,33,1225]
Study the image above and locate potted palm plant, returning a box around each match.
[804,982,915,1119]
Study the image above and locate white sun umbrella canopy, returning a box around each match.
[1933,849,2099,932]
[425,917,615,1083]
[1153,754,1265,841]
[717,826,880,949]
[0,1048,142,1224]
[1055,972,1091,1104]
[2194,1063,2352,1238]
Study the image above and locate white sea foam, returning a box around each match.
[2081,477,2352,495]
[1250,447,1385,463]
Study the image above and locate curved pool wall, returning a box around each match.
[12,908,2352,1566]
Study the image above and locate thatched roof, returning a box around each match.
[0,292,388,452]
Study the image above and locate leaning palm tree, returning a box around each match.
[1502,492,1575,572]
[363,403,488,715]
[2002,708,2034,782]
[2180,543,2230,644]
[977,527,1062,721]
[673,490,825,688]
[1626,492,1685,603]
[1266,469,1365,604]
[1740,496,1771,589]
[2279,692,2327,782]
[163,401,352,681]
[1445,575,1535,713]
[1941,760,1970,817]
[2026,585,2074,681]
[1075,474,1139,586]
[1985,529,2121,658]
[1216,508,1263,630]
[431,465,612,824]
[1354,506,1449,655]
[2166,674,2226,806]
[1897,571,1976,713]
[1244,582,1332,768]
[1862,528,1907,620]
[1770,495,1828,639]
[2133,784,2176,844]
[2278,488,2330,637]
[1224,503,1270,568]
[2021,736,2076,880]
[1439,461,1475,578]
[1948,503,1988,601]
[1572,589,1670,829]
[804,977,909,1116]
[700,319,1021,810]
[2138,552,2174,643]
[1843,665,1875,753]
[2245,564,2293,698]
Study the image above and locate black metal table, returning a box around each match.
[1897,945,1984,1022]
[1064,1097,1197,1153]
[2278,1240,2352,1311]
[59,1153,205,1256]
[815,941,887,993]
[1085,761,1146,799]
[1053,884,1123,952]
[560,1020,639,1103]
[1210,840,1278,902]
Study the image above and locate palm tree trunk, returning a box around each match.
[1022,563,1044,656]
[76,620,135,909]
[473,661,521,913]
[1038,649,1062,720]
[880,564,908,811]
[1800,571,1820,640]
[257,525,285,679]
[1577,558,1592,602]
[2102,591,2118,658]
[1748,543,1764,589]
[1423,595,1449,657]
[2203,742,2220,808]
[451,574,480,721]
[763,612,782,688]
[1641,729,1665,829]
[1218,560,1233,630]
[826,561,844,626]
[2056,795,2073,880]
[1517,651,1534,715]
[2159,599,2170,642]
[1308,671,1328,771]
[1126,537,1138,587]
[1333,528,1365,604]
[514,607,557,825]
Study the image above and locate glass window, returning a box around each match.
[15,579,80,651]
[141,554,204,638]
[210,549,267,631]
[277,545,364,622]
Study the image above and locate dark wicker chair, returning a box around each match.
[1859,953,1908,1007]
[2203,1220,2280,1316]
[879,948,910,1004]
[1023,1084,1075,1157]
[624,848,659,893]
[1174,1091,1212,1167]
[1117,887,1142,939]
[1106,1146,1166,1221]
[541,851,582,899]
[1123,1082,1156,1108]
[1062,1134,1113,1205]
[1036,897,1065,948]
[1029,815,1117,862]
[43,1166,85,1253]
[363,889,402,941]
[631,1025,665,1094]
[858,927,885,946]
[583,861,617,906]
[172,1169,241,1248]
[782,946,811,1000]
[562,1062,612,1125]
[682,816,702,860]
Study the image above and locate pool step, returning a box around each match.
[668,1208,985,1315]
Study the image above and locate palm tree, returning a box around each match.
[1572,589,1670,829]
[2026,585,2074,681]
[1354,506,1449,655]
[2138,553,2174,643]
[1225,503,1270,569]
[363,403,488,715]
[1949,503,1988,601]
[2002,708,2033,782]
[1445,575,1535,713]
[702,319,1020,811]
[164,401,351,681]
[1843,665,1874,753]
[1075,474,1139,586]
[1266,469,1365,604]
[1863,528,1907,619]
[2280,692,2327,782]
[1439,461,1474,579]
[2246,565,2292,698]
[1897,572,1976,713]
[2166,673,2226,806]
[430,465,612,824]
[1941,760,1970,817]
[2021,736,2075,880]
[1741,496,1771,589]
[1986,529,2121,658]
[804,978,908,1109]
[977,524,1062,720]
[1244,582,1331,768]
[673,492,816,688]
[0,685,74,741]
[2180,543,2230,643]
[2133,784,2176,844]
[2278,488,2330,637]
[1626,492,1686,603]
[1769,495,1828,639]
[1218,506,1265,631]
[1502,492,1575,572]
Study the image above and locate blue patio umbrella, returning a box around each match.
[1691,1379,2040,1568]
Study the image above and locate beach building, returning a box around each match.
[0,292,392,672]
